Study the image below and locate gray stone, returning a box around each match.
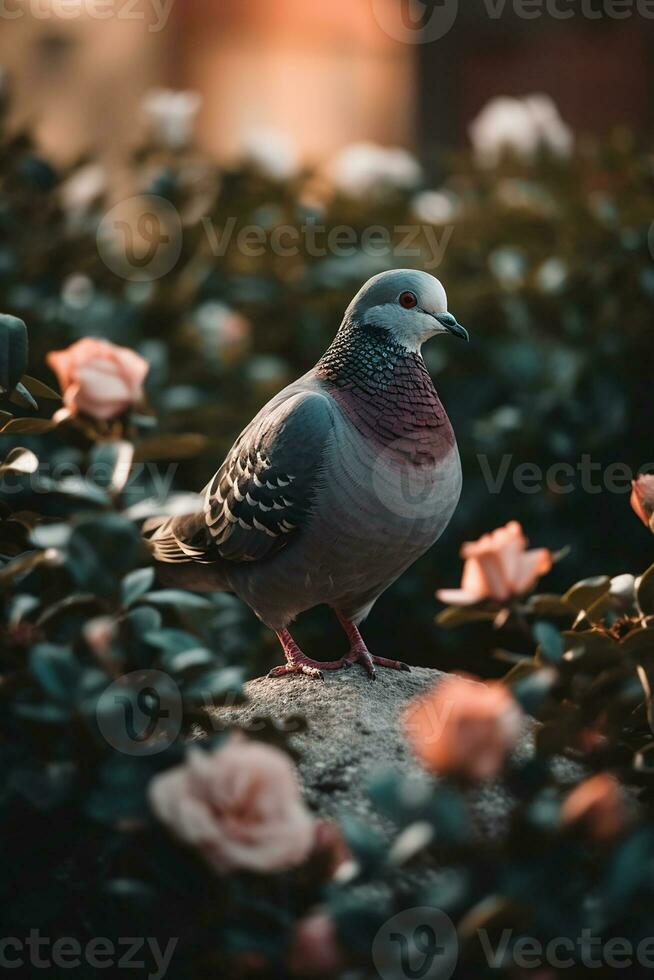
[211,666,544,840]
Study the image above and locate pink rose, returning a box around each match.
[403,675,523,781]
[437,521,552,605]
[47,337,148,420]
[631,475,654,532]
[148,736,315,873]
[288,913,344,977]
[561,774,626,841]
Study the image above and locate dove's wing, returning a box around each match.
[148,389,335,565]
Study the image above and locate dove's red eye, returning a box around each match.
[399,291,418,309]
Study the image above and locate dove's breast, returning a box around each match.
[233,376,462,630]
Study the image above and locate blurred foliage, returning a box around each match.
[2,93,652,668]
[2,83,654,978]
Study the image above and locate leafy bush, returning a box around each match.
[2,85,654,977]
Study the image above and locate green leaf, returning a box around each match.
[602,828,654,911]
[638,564,654,616]
[0,314,28,394]
[436,605,497,628]
[144,628,200,653]
[29,644,80,701]
[562,576,610,612]
[20,374,61,401]
[121,566,155,607]
[141,590,213,612]
[0,447,38,476]
[90,440,134,495]
[31,522,72,549]
[68,514,142,595]
[0,417,55,434]
[621,626,654,660]
[183,666,245,703]
[163,647,216,675]
[562,629,620,667]
[527,593,575,619]
[508,666,557,715]
[339,813,387,875]
[9,381,38,410]
[0,550,53,586]
[533,620,565,663]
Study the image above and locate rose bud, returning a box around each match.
[47,337,148,421]
[631,475,654,532]
[148,735,315,874]
[403,675,523,781]
[437,521,552,606]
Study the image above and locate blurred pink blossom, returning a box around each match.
[403,675,523,781]
[148,736,315,874]
[631,475,654,531]
[437,521,552,605]
[47,338,148,421]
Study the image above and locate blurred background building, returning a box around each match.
[0,0,651,166]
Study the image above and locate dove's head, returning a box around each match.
[345,269,468,352]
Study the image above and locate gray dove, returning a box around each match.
[145,270,468,679]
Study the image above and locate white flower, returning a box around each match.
[241,127,298,180]
[61,164,107,214]
[411,189,461,225]
[142,89,201,151]
[469,94,573,167]
[61,274,94,310]
[488,246,527,289]
[537,258,568,294]
[328,142,422,197]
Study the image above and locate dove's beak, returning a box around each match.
[434,312,469,342]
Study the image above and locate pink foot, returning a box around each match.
[335,612,411,680]
[345,645,410,679]
[268,629,348,681]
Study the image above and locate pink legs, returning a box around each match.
[267,616,411,681]
[335,612,410,679]
[268,629,347,680]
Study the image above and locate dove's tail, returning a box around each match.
[143,514,231,593]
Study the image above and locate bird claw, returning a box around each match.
[268,661,325,681]
[346,647,410,678]
[373,656,411,672]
